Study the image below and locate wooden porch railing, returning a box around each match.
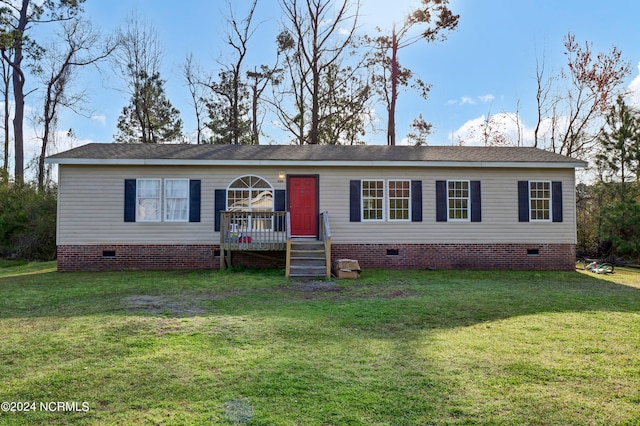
[220,211,288,270]
[285,212,292,277]
[320,211,332,278]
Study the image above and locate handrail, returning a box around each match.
[285,211,291,277]
[220,211,288,251]
[320,211,331,278]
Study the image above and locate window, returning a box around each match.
[529,181,551,221]
[350,180,422,223]
[388,180,410,221]
[125,179,200,223]
[448,180,470,221]
[227,175,274,230]
[362,180,384,221]
[136,178,161,222]
[165,179,189,221]
[227,175,273,212]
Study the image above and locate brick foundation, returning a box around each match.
[57,243,575,272]
[57,245,218,271]
[56,245,287,272]
[331,243,576,271]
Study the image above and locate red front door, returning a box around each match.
[288,176,318,237]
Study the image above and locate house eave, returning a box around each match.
[45,158,588,169]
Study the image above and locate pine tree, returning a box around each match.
[596,95,640,260]
[115,71,183,144]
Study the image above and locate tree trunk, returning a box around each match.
[10,0,29,184]
[12,63,24,183]
[3,71,9,172]
[251,77,259,145]
[387,26,398,146]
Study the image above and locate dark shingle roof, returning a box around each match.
[46,143,586,166]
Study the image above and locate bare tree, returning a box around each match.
[202,0,260,145]
[0,0,84,183]
[113,12,182,143]
[247,64,281,145]
[367,0,458,145]
[536,33,632,158]
[277,0,362,144]
[533,51,554,148]
[36,18,115,189]
[182,53,207,144]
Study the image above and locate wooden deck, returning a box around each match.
[219,211,332,278]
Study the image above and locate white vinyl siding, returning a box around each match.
[136,179,161,222]
[56,165,577,246]
[164,179,189,222]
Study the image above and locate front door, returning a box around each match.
[288,175,318,237]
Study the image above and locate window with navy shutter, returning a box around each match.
[349,180,361,222]
[124,178,202,223]
[518,180,562,222]
[189,180,201,222]
[436,180,481,222]
[214,189,226,232]
[124,179,136,222]
[350,179,423,222]
[411,180,422,222]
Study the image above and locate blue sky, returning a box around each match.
[37,0,640,156]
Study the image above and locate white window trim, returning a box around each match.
[447,180,471,222]
[164,178,190,222]
[361,179,385,222]
[226,175,274,212]
[387,179,411,222]
[136,178,162,222]
[529,180,552,222]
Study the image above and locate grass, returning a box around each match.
[0,263,639,425]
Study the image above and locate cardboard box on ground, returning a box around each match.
[332,259,360,279]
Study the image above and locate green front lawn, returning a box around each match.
[1,263,639,425]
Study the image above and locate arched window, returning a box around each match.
[227,175,273,212]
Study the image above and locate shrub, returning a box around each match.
[0,180,57,261]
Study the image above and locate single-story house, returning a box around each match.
[46,143,587,275]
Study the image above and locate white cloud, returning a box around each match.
[478,94,495,104]
[627,62,640,109]
[460,96,475,105]
[91,114,107,127]
[450,112,533,146]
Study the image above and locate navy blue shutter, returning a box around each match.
[189,180,201,222]
[436,180,447,222]
[470,181,481,222]
[411,180,422,222]
[214,189,226,232]
[124,179,136,222]
[274,189,286,231]
[552,181,563,222]
[350,180,361,222]
[274,190,286,211]
[518,181,529,222]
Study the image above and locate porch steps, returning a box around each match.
[288,240,328,278]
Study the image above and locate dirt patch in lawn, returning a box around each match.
[290,280,341,292]
[124,295,209,317]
